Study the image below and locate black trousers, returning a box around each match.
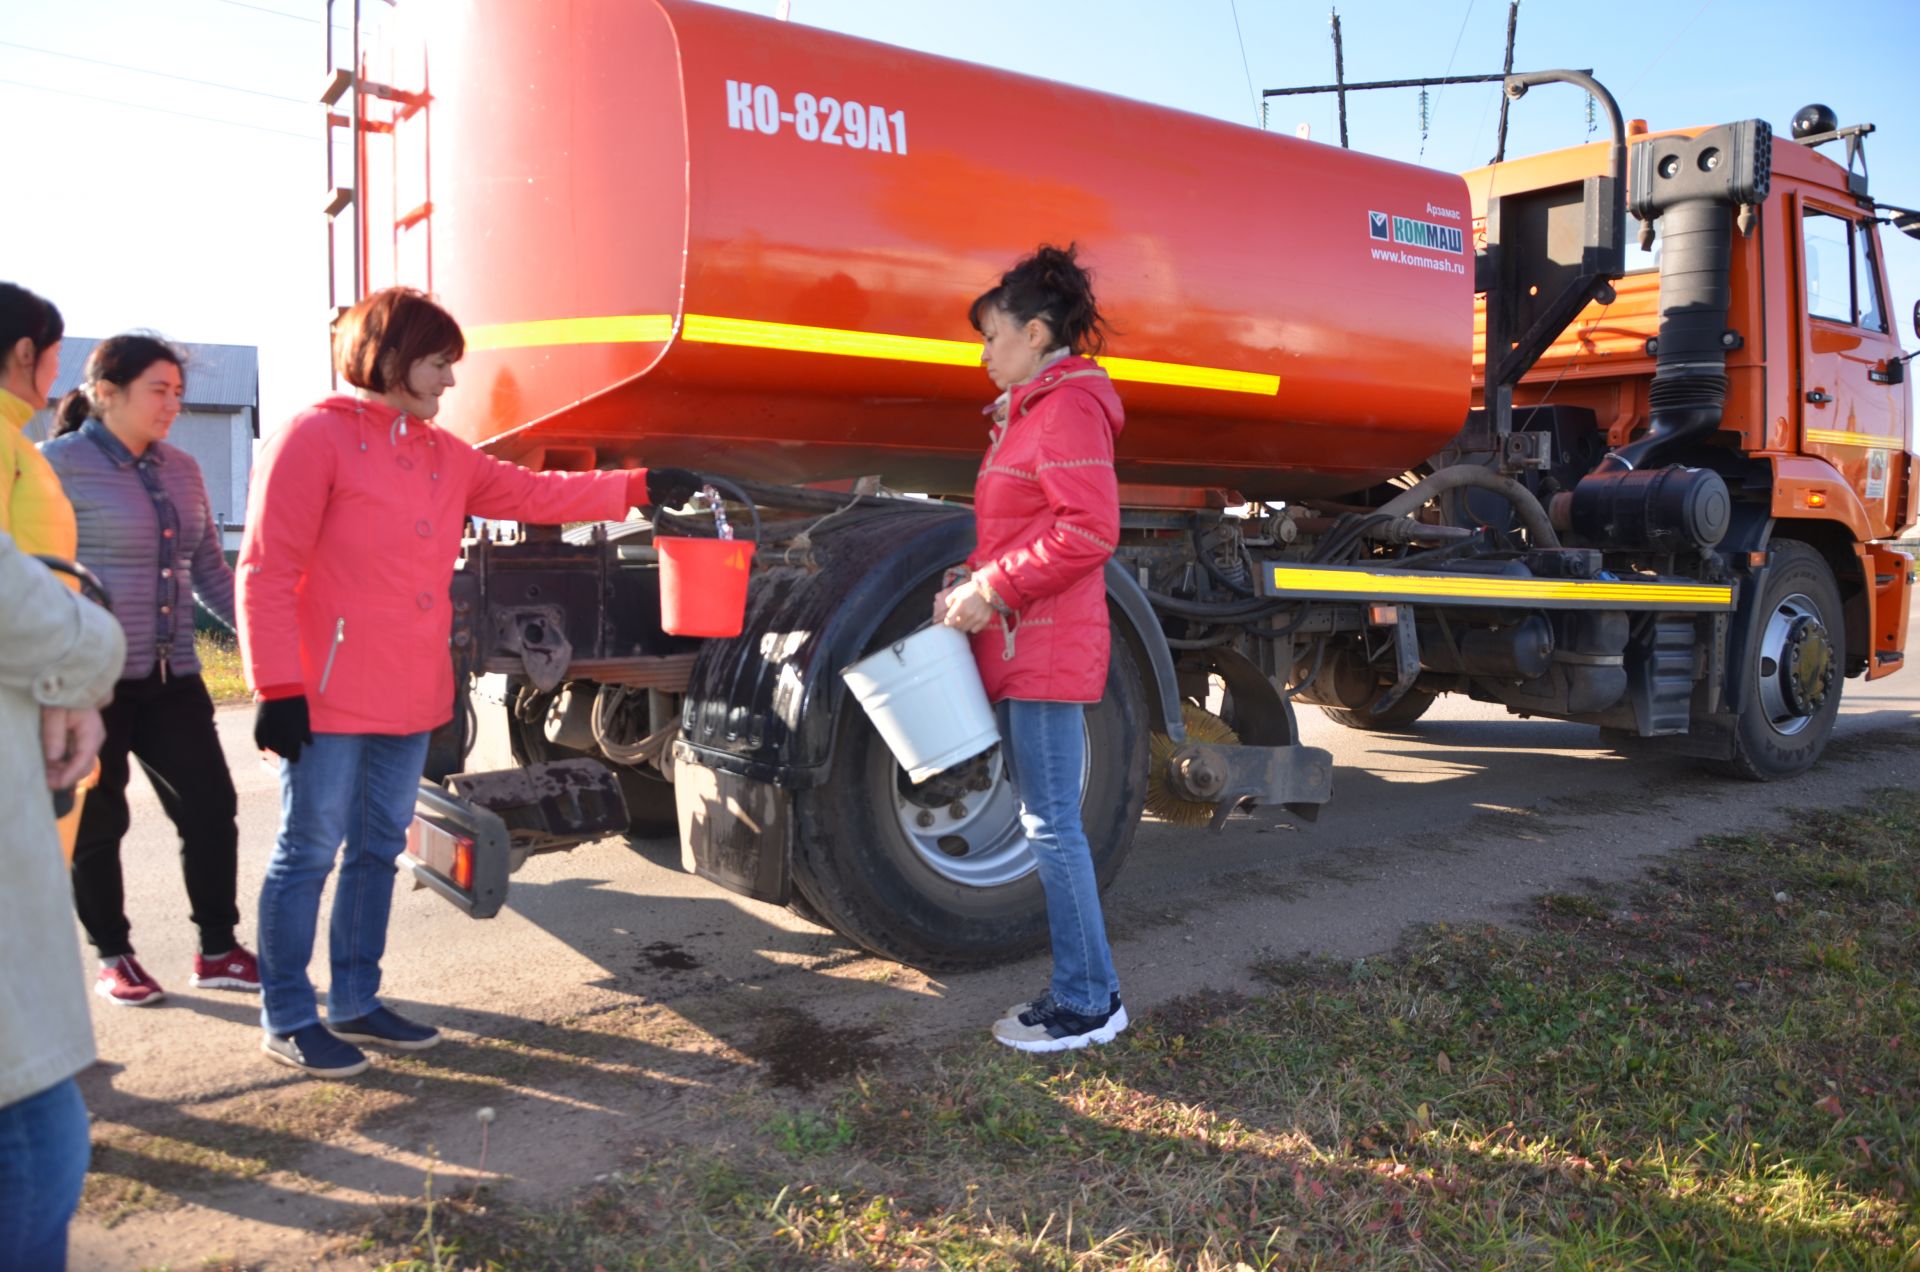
[70,670,241,959]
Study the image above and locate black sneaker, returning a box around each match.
[991,994,1128,1053]
[328,1005,440,1051]
[262,1024,370,1078]
[999,990,1122,1025]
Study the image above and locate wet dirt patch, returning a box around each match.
[1463,806,1573,842]
[1207,869,1312,903]
[1548,790,1653,817]
[639,940,702,971]
[1821,727,1920,763]
[736,1006,888,1091]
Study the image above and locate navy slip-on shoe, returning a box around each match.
[262,1024,370,1078]
[328,1005,441,1051]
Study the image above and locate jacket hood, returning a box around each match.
[313,393,439,447]
[1004,355,1125,442]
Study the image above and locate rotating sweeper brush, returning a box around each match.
[1145,703,1242,827]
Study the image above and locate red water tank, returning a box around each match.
[363,0,1475,499]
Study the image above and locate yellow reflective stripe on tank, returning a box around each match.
[1093,355,1278,396]
[681,314,980,366]
[1269,565,1735,607]
[463,312,1280,396]
[1804,428,1896,449]
[464,314,676,350]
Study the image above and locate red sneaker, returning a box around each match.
[96,955,165,1006]
[191,946,262,992]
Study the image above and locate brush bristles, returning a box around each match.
[1144,704,1240,826]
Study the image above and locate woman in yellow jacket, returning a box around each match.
[1,282,75,561]
[2,281,95,861]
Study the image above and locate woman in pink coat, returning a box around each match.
[936,245,1128,1052]
[239,288,695,1077]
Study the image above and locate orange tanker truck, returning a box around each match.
[330,0,1918,966]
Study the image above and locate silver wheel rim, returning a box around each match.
[888,720,1092,887]
[1755,591,1833,737]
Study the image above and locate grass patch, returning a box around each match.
[364,790,1920,1269]
[195,630,249,704]
[81,1130,271,1228]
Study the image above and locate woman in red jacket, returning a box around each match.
[937,245,1128,1052]
[239,288,695,1077]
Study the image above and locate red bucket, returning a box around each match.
[657,537,755,637]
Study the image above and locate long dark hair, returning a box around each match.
[53,333,187,438]
[0,282,64,361]
[968,242,1110,357]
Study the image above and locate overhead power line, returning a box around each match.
[1425,0,1477,155]
[1227,0,1260,127]
[0,77,317,141]
[215,0,320,22]
[0,39,310,104]
[211,0,349,32]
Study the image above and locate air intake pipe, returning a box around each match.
[1596,121,1773,474]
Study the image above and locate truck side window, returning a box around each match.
[1854,222,1887,332]
[1802,209,1854,324]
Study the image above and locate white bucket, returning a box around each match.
[840,625,1000,784]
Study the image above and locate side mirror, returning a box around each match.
[1913,297,1919,343]
[1900,210,1920,242]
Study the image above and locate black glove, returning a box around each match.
[644,467,703,511]
[255,696,314,763]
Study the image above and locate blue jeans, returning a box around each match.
[0,1077,89,1271]
[258,731,431,1035]
[1000,698,1119,1017]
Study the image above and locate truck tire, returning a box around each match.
[1712,540,1844,781]
[504,679,680,838]
[791,619,1150,970]
[1318,688,1437,732]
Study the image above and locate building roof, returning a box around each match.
[47,337,259,412]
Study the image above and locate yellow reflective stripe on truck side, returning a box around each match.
[1269,564,1736,610]
[462,313,1281,396]
[1804,428,1897,449]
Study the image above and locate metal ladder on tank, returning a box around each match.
[318,0,430,385]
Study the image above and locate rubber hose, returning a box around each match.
[1190,526,1255,596]
[1374,466,1561,548]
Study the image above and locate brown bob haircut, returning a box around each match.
[332,287,465,393]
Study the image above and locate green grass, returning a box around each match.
[193,630,249,704]
[365,790,1920,1270]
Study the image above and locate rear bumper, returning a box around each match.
[405,758,631,918]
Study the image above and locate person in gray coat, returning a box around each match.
[41,333,254,1007]
[0,526,125,1270]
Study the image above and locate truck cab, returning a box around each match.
[1466,111,1915,685]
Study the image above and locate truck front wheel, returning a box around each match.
[1713,540,1845,781]
[792,621,1150,969]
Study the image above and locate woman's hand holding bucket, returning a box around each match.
[940,580,996,633]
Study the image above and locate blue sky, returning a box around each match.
[3,0,1915,431]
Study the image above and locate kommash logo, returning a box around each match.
[1367,210,1464,254]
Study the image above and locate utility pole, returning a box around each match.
[1330,8,1349,149]
[1493,0,1520,162]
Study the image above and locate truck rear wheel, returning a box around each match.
[1712,540,1844,781]
[792,618,1150,969]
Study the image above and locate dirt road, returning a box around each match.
[70,664,1920,1268]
